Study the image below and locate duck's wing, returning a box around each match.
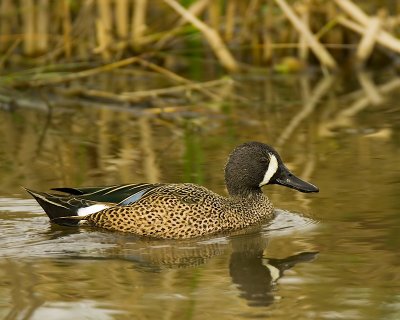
[25,188,103,225]
[52,183,162,204]
[26,183,163,226]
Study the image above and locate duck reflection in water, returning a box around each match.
[104,229,317,307]
[42,224,317,308]
[229,235,317,307]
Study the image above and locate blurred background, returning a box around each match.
[1,1,400,319]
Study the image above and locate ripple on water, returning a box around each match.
[29,300,123,320]
[262,208,319,236]
[0,197,43,214]
[0,197,319,266]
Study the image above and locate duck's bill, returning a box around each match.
[275,168,319,193]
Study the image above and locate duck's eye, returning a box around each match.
[260,157,269,163]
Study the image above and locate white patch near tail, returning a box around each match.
[259,154,279,186]
[263,262,281,282]
[77,204,109,216]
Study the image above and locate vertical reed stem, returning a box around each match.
[275,0,337,70]
[37,0,49,53]
[262,0,273,63]
[0,0,13,52]
[298,2,309,62]
[115,0,129,39]
[97,0,112,59]
[325,2,343,46]
[132,0,147,50]
[164,0,239,72]
[209,1,220,31]
[356,17,381,65]
[62,0,72,58]
[225,0,236,41]
[22,0,35,55]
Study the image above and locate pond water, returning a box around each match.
[1,70,400,319]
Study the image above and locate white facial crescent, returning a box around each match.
[259,154,278,187]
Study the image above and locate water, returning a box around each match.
[1,71,400,319]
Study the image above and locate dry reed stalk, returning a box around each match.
[209,1,220,31]
[335,0,400,53]
[335,0,371,25]
[0,0,13,52]
[262,0,273,62]
[137,58,191,84]
[239,0,259,42]
[62,0,72,58]
[115,0,129,39]
[177,0,210,25]
[251,33,261,64]
[275,0,337,70]
[324,2,343,45]
[132,0,147,50]
[28,56,141,86]
[135,58,220,100]
[22,0,36,55]
[338,17,400,54]
[97,0,112,59]
[163,0,239,72]
[224,0,236,42]
[36,0,49,52]
[0,39,21,69]
[95,19,111,59]
[154,0,210,50]
[356,17,380,65]
[55,87,134,102]
[74,0,97,60]
[298,2,309,62]
[97,0,112,36]
[122,78,231,98]
[0,39,22,70]
[54,76,242,105]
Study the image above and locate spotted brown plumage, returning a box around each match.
[25,142,319,239]
[86,184,273,238]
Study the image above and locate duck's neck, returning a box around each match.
[227,186,263,198]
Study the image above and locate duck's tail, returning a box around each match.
[24,188,84,226]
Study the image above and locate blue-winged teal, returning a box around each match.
[26,142,318,239]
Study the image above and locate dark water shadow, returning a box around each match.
[229,234,317,307]
[1,206,319,313]
[37,210,319,307]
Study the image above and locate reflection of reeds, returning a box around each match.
[277,75,335,147]
[1,68,398,198]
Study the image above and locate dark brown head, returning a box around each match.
[224,142,319,197]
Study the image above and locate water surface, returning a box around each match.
[1,71,400,319]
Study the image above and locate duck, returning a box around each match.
[25,141,319,239]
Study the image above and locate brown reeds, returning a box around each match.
[275,0,337,70]
[1,0,400,108]
[36,0,49,53]
[163,0,239,72]
[132,0,147,50]
[22,0,35,56]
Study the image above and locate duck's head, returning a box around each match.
[224,142,319,197]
